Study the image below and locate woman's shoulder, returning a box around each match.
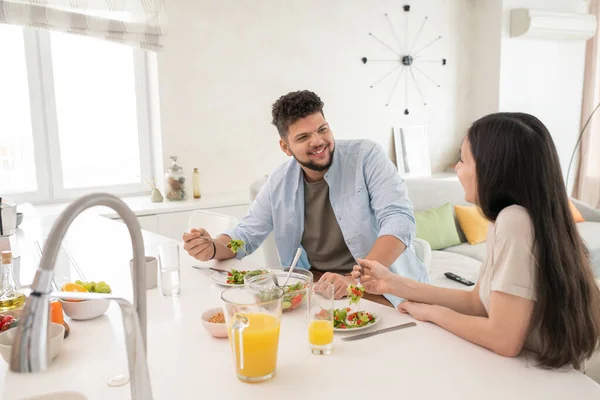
[494,204,534,239]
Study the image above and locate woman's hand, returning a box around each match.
[350,258,396,295]
[397,301,438,323]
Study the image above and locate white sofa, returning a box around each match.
[249,173,600,282]
[404,175,600,283]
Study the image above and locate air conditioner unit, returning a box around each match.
[510,9,597,41]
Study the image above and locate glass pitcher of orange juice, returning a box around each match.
[221,285,284,383]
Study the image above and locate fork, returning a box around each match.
[354,273,364,312]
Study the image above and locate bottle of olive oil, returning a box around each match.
[0,251,26,311]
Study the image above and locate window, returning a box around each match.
[0,25,36,195]
[0,26,152,203]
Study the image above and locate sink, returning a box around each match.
[20,392,87,400]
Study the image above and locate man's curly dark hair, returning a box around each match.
[271,90,324,138]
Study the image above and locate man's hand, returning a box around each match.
[182,228,215,261]
[317,272,354,299]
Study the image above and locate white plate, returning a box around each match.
[333,311,380,332]
[209,269,270,287]
[209,271,239,287]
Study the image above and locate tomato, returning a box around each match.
[357,320,362,325]
[1,315,14,325]
[291,294,303,305]
[0,318,15,332]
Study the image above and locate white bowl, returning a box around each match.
[201,307,228,338]
[59,298,110,320]
[0,322,65,363]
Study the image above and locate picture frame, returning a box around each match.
[393,125,432,178]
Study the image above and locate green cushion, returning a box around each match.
[415,203,461,250]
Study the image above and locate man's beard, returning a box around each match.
[292,146,335,172]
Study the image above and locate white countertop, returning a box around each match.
[1,215,600,400]
[16,190,249,219]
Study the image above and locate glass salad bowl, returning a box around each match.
[244,268,313,312]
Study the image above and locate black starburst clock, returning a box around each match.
[362,5,447,115]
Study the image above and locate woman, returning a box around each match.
[353,112,600,369]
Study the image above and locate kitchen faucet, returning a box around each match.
[9,193,153,399]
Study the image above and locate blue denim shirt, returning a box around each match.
[225,139,430,307]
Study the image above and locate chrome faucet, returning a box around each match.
[10,193,153,400]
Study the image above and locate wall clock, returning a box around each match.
[362,5,447,115]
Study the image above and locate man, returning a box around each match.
[183,90,429,307]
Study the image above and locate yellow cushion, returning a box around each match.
[454,205,489,245]
[569,200,585,223]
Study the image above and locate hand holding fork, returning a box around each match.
[182,228,246,261]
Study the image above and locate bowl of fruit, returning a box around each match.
[59,280,112,321]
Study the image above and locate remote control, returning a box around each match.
[444,272,475,286]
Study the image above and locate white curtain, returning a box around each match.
[574,0,600,208]
[0,0,167,51]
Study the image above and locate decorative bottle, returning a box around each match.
[192,168,201,199]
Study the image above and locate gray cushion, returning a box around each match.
[443,242,487,262]
[404,176,470,243]
[404,176,470,212]
[578,222,600,278]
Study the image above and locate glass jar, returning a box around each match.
[164,156,187,201]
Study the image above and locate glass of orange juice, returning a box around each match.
[308,282,334,355]
[221,285,284,383]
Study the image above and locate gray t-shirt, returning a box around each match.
[301,178,356,272]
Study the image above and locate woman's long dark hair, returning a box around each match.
[468,112,600,370]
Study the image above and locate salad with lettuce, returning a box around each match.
[333,307,376,329]
[282,281,308,311]
[227,239,245,254]
[347,285,365,305]
[226,269,267,285]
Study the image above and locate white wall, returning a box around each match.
[498,0,589,191]
[470,0,503,122]
[156,0,475,196]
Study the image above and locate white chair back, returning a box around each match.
[249,176,280,267]
[412,238,432,269]
[187,210,238,236]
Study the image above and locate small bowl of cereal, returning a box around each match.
[201,307,228,338]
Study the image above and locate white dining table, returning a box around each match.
[1,214,599,399]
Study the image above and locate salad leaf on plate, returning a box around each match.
[333,308,376,329]
[225,269,267,285]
